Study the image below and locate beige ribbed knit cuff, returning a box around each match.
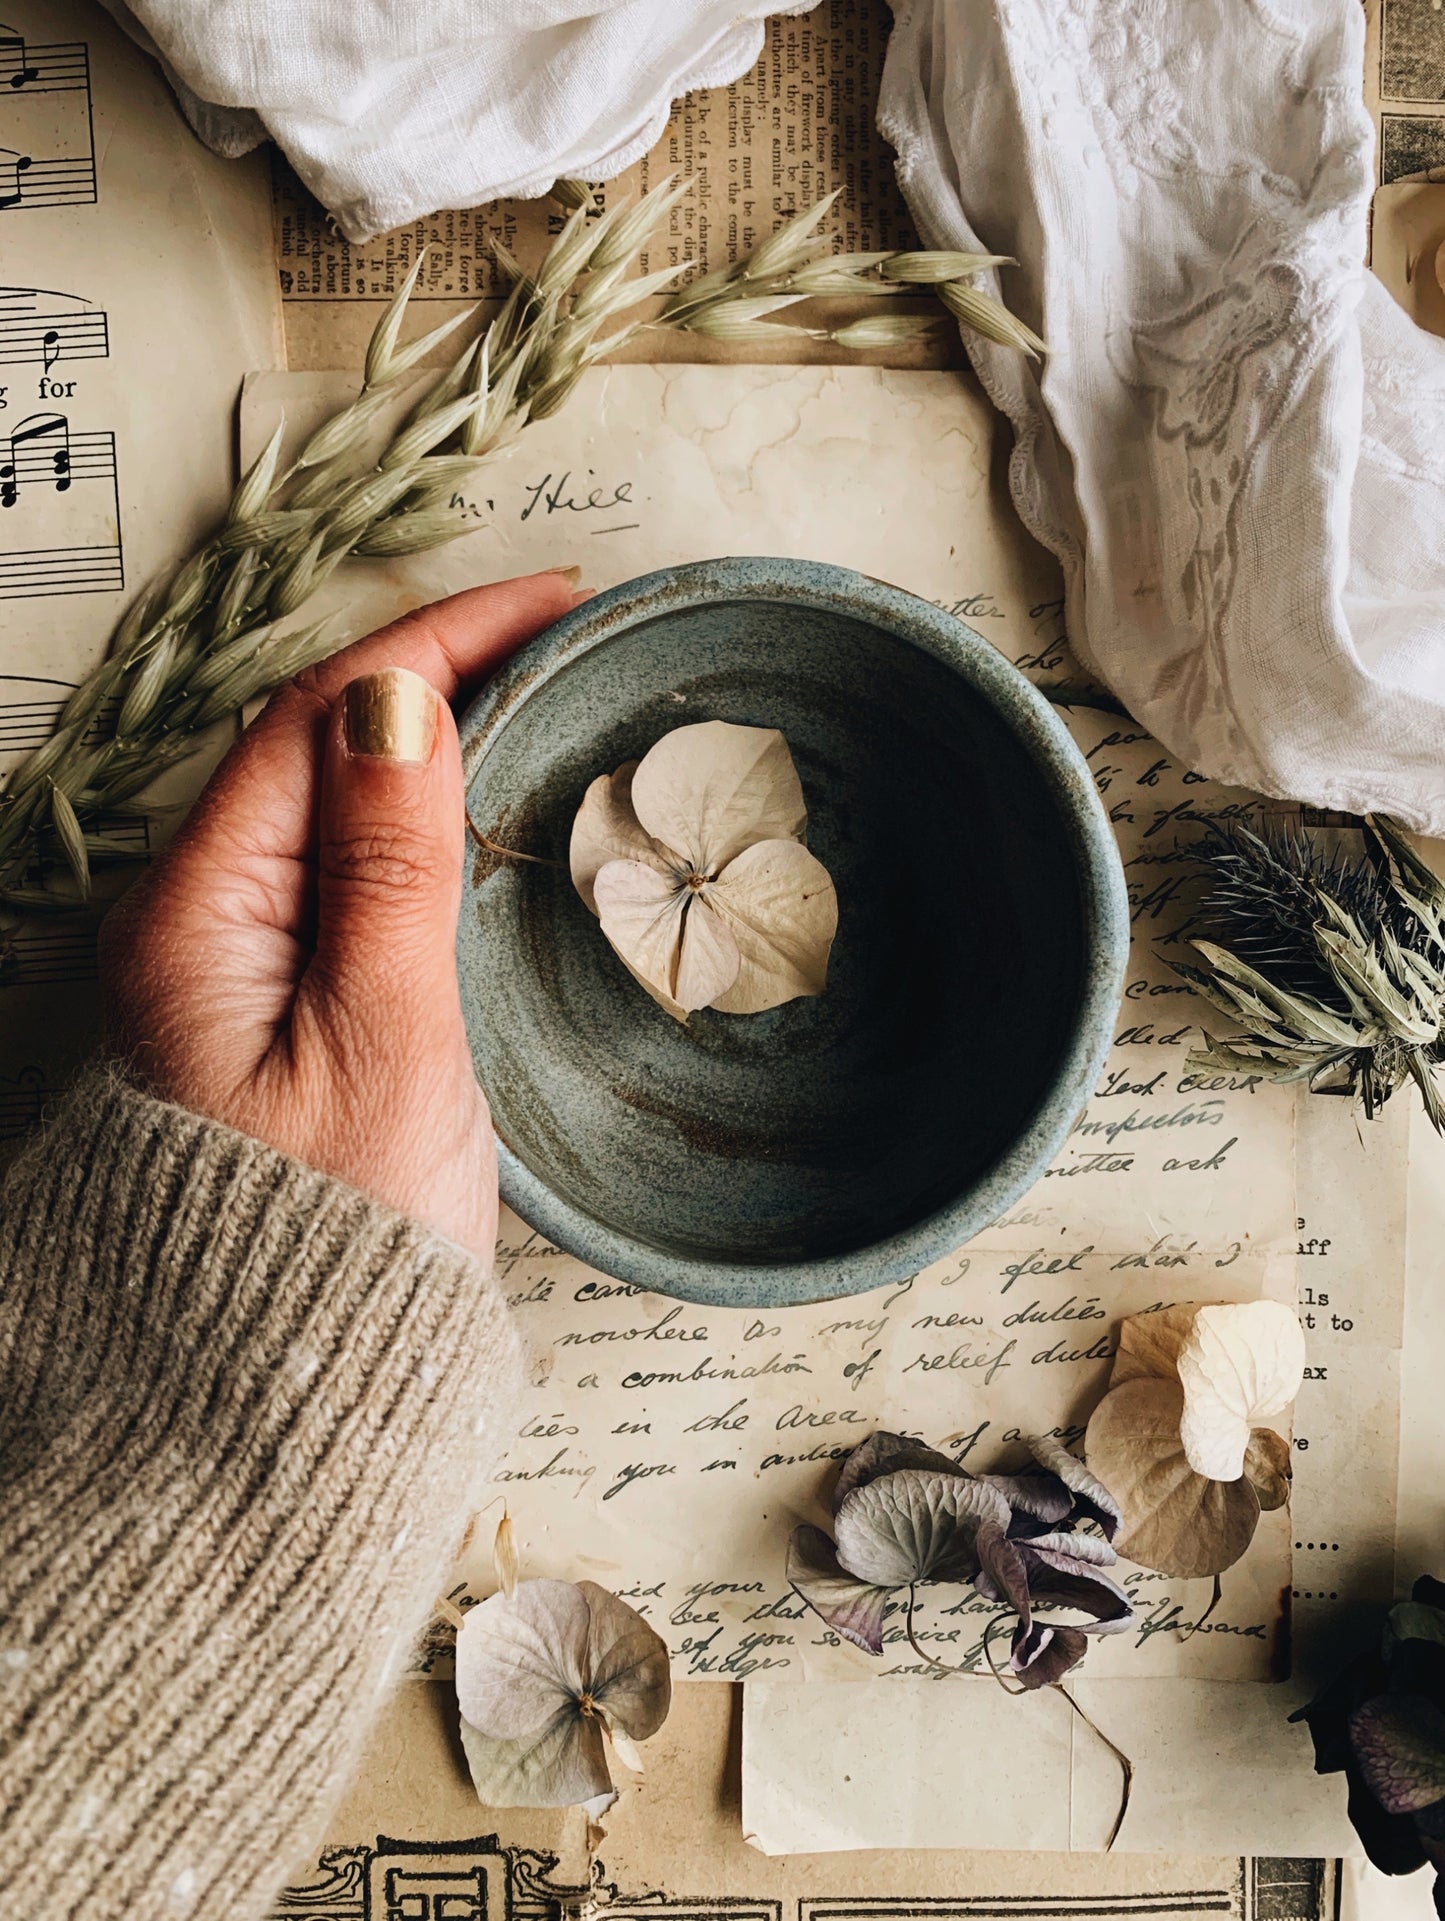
[0,1068,523,1921]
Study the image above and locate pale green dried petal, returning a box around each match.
[460,1705,613,1811]
[115,630,180,738]
[351,513,465,557]
[295,383,395,470]
[551,177,598,212]
[834,1470,1011,1586]
[742,192,841,279]
[680,294,807,341]
[382,304,479,381]
[587,175,691,272]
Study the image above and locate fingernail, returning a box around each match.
[544,564,583,587]
[344,667,440,764]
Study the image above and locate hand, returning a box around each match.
[100,570,581,1261]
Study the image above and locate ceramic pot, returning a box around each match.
[457,557,1128,1308]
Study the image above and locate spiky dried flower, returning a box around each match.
[1180,818,1445,1131]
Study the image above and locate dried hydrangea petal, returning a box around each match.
[1023,1547,1134,1633]
[569,762,656,912]
[706,838,838,1015]
[1012,1620,1089,1689]
[1349,1696,1445,1816]
[629,720,807,874]
[1176,1301,1305,1481]
[787,1523,893,1654]
[833,1431,968,1511]
[578,1579,672,1741]
[1243,1427,1293,1511]
[835,1470,1011,1587]
[1084,1377,1261,1579]
[460,1703,614,1811]
[456,1580,593,1739]
[1107,1303,1198,1385]
[1025,1434,1122,1540]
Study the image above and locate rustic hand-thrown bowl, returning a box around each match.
[458,558,1127,1309]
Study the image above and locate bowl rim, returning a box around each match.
[457,556,1129,1308]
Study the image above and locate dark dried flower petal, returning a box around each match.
[1023,1547,1134,1634]
[1012,1620,1089,1690]
[1026,1434,1123,1540]
[979,1472,1073,1527]
[1350,1697,1445,1815]
[833,1431,968,1511]
[787,1523,892,1655]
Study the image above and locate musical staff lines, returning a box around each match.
[0,924,98,988]
[0,674,122,753]
[0,411,123,598]
[0,1064,50,1140]
[0,285,108,371]
[0,25,96,211]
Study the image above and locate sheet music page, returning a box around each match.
[0,0,281,1131]
[232,361,1398,1689]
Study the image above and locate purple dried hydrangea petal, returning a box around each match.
[1011,1620,1090,1690]
[787,1524,893,1655]
[978,1472,1073,1526]
[1350,1696,1445,1815]
[1022,1546,1135,1635]
[835,1470,1011,1587]
[1026,1434,1122,1540]
[832,1431,968,1512]
[973,1520,1033,1635]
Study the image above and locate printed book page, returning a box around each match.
[273,0,956,376]
[1365,0,1445,184]
[0,0,281,1125]
[256,1679,1338,1921]
[229,361,1402,1689]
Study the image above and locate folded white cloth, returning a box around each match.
[880,0,1445,831]
[100,0,802,242]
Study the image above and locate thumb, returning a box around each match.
[306,666,465,1048]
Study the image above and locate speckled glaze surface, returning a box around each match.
[457,558,1128,1309]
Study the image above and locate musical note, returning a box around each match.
[0,30,96,210]
[0,25,37,90]
[0,286,108,372]
[0,412,122,598]
[0,26,88,94]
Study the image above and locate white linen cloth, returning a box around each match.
[880,0,1445,830]
[110,0,1445,826]
[99,0,803,242]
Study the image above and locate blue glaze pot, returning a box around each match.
[457,558,1128,1309]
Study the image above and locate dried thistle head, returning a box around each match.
[1179,818,1445,1130]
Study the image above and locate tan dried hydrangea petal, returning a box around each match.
[1084,1376,1261,1579]
[592,859,740,1018]
[629,721,807,874]
[1107,1303,1199,1386]
[1176,1300,1306,1481]
[1243,1426,1293,1512]
[706,838,838,1015]
[569,762,662,913]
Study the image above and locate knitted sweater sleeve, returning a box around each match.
[0,1069,524,1921]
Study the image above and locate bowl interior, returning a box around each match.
[461,594,1087,1270]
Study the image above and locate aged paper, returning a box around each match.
[738,1090,1411,1854]
[257,1677,1339,1921]
[239,363,1321,1687]
[0,0,282,1134]
[272,0,955,376]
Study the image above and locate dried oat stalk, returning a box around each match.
[0,180,1040,911]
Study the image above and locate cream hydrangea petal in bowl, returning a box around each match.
[457,558,1128,1309]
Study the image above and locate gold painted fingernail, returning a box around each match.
[344,667,439,764]
[545,564,583,587]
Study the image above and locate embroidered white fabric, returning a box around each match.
[97,0,805,243]
[880,0,1445,830]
